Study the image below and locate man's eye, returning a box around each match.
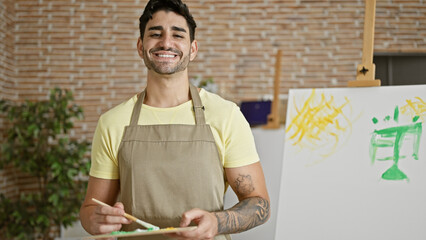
[150,34,161,37]
[174,35,184,38]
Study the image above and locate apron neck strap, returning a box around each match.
[130,90,145,126]
[189,83,206,125]
[129,84,206,126]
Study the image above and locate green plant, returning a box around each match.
[0,88,90,240]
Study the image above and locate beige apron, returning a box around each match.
[117,84,231,240]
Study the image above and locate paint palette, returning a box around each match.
[82,226,197,239]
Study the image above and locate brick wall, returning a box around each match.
[1,0,425,196]
[0,0,14,100]
[0,0,18,199]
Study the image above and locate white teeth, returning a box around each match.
[158,54,175,58]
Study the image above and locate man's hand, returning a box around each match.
[87,202,132,235]
[167,208,218,240]
[80,177,130,236]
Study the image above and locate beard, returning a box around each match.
[142,47,191,75]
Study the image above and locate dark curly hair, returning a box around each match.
[139,0,197,42]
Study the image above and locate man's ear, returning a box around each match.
[189,40,198,61]
[137,37,144,58]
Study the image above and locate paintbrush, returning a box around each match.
[91,198,160,230]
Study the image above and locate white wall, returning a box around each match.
[224,128,285,240]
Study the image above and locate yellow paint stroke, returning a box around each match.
[286,89,353,159]
[400,97,426,122]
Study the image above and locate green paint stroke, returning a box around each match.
[372,117,378,124]
[111,231,130,235]
[382,164,408,180]
[376,155,407,161]
[370,113,422,181]
[384,115,391,121]
[110,228,154,235]
[394,106,399,122]
[413,116,420,122]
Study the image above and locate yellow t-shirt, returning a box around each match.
[90,89,260,179]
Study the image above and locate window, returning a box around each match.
[374,53,426,86]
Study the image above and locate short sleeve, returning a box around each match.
[89,116,120,179]
[223,105,260,168]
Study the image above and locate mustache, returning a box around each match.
[150,47,182,57]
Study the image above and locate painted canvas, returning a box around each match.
[275,85,426,240]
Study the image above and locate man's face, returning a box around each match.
[138,10,197,75]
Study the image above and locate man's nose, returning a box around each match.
[159,33,173,50]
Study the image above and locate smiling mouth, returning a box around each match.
[151,47,182,60]
[155,53,177,58]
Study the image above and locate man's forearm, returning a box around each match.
[213,196,270,234]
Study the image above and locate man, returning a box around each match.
[79,0,270,239]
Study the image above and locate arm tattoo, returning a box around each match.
[214,197,270,234]
[213,174,270,234]
[235,174,255,196]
